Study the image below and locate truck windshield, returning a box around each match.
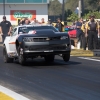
[18,26,59,34]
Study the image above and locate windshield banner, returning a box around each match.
[10,10,36,21]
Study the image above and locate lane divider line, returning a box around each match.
[0,85,30,100]
[78,57,100,62]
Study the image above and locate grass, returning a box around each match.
[67,22,73,26]
[71,49,94,56]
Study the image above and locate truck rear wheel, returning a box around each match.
[3,46,13,63]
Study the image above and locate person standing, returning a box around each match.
[76,18,83,49]
[47,19,52,25]
[39,18,47,25]
[98,21,100,38]
[86,15,99,50]
[23,18,30,25]
[56,18,64,32]
[18,17,26,25]
[71,22,76,29]
[0,16,12,42]
[30,18,38,25]
[81,21,87,50]
[98,21,100,48]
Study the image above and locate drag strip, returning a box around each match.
[0,46,100,100]
[0,85,30,100]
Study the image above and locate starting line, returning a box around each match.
[0,85,30,100]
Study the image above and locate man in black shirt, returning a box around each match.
[56,18,64,32]
[0,16,12,42]
[86,15,99,50]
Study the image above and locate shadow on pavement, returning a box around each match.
[14,58,81,68]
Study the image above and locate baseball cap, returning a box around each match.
[3,16,6,19]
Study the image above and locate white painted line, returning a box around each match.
[70,55,74,56]
[78,57,100,62]
[0,85,30,100]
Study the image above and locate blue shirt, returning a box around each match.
[76,22,83,37]
[76,22,82,27]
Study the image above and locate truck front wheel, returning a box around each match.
[63,53,70,62]
[18,46,26,66]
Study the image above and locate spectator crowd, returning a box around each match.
[71,15,100,50]
[0,15,100,51]
[18,17,51,25]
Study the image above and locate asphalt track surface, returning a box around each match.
[0,46,100,100]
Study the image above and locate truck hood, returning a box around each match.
[19,29,69,37]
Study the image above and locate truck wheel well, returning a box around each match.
[16,40,19,48]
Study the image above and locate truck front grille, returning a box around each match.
[29,45,66,51]
[32,36,61,42]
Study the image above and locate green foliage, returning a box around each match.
[87,0,100,11]
[83,11,100,19]
[67,11,100,22]
[88,0,99,5]
[60,9,72,21]
[65,0,79,11]
[65,0,100,13]
[65,9,72,17]
[67,13,78,21]
[48,0,62,15]
[67,22,73,26]
[48,0,100,21]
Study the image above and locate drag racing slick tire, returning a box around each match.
[63,53,70,62]
[17,46,26,65]
[3,46,13,63]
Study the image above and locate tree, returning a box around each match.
[67,13,78,21]
[64,9,72,20]
[48,0,62,15]
[88,0,99,4]
[65,0,79,11]
[83,11,100,19]
[64,0,100,12]
[87,0,100,10]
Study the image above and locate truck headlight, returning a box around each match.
[23,37,34,42]
[61,36,69,40]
